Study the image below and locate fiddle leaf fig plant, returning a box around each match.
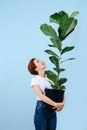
[40,10,79,90]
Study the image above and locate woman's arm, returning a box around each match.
[32,85,64,111]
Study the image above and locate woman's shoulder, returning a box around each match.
[31,75,38,81]
[31,75,39,86]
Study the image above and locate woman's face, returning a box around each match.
[33,59,46,71]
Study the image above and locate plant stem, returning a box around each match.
[57,50,62,89]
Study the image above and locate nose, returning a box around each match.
[41,60,43,63]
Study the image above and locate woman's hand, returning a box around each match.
[53,102,64,112]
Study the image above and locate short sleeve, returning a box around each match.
[31,77,39,87]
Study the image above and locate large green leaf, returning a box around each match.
[59,78,67,86]
[58,27,74,41]
[45,50,59,57]
[49,56,59,68]
[40,24,58,38]
[45,70,58,85]
[50,11,68,27]
[50,11,78,41]
[59,18,77,40]
[61,46,75,54]
[50,38,62,51]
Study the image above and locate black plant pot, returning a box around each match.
[45,88,65,102]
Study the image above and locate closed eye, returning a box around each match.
[36,60,40,63]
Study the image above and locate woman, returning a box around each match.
[28,58,65,130]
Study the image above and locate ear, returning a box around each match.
[35,67,38,72]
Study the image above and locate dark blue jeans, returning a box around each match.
[34,101,57,130]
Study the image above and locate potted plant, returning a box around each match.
[40,10,79,102]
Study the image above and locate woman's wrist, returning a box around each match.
[54,103,59,107]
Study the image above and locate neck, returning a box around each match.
[38,70,45,77]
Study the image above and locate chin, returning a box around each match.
[43,65,46,69]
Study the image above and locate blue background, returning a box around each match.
[0,0,87,130]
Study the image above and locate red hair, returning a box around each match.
[28,58,38,75]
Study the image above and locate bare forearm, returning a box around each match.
[40,94,65,112]
[32,85,65,110]
[39,94,57,107]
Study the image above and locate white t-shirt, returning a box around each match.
[31,75,53,100]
